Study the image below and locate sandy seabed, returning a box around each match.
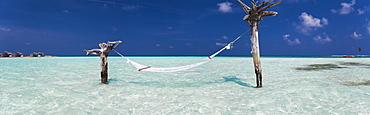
[1,57,369,114]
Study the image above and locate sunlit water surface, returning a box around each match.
[1,57,369,114]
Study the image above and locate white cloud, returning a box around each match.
[367,20,370,35]
[284,0,308,2]
[221,35,229,40]
[340,0,356,14]
[263,0,307,2]
[313,33,332,44]
[215,35,230,41]
[283,34,301,45]
[357,9,365,15]
[216,42,228,46]
[89,0,139,11]
[167,27,173,30]
[121,4,139,11]
[331,0,356,15]
[357,6,370,15]
[260,0,270,1]
[156,44,160,47]
[351,31,362,39]
[330,9,337,14]
[217,1,233,13]
[62,10,70,13]
[0,26,11,32]
[300,12,328,27]
[216,42,234,49]
[110,26,118,31]
[296,12,328,35]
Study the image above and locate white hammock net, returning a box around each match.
[126,58,211,72]
[113,30,248,72]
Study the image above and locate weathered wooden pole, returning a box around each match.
[237,0,282,88]
[84,41,122,84]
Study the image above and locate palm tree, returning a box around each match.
[237,0,282,88]
[84,41,122,84]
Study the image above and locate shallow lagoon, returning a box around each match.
[1,57,369,114]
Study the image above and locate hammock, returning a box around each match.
[114,30,249,72]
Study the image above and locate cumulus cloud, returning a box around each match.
[0,25,11,32]
[217,1,233,13]
[300,12,328,27]
[351,31,362,39]
[357,9,365,15]
[313,33,332,44]
[331,0,369,15]
[283,34,301,45]
[357,6,370,15]
[296,12,328,35]
[331,0,356,15]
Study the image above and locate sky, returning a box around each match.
[0,0,370,56]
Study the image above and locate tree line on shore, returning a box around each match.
[0,51,45,57]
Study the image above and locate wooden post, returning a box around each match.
[100,51,109,84]
[251,20,263,88]
[84,41,122,84]
[237,0,282,88]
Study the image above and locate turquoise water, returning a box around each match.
[1,57,369,114]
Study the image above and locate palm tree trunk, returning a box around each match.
[250,21,263,88]
[84,41,122,84]
[100,53,108,84]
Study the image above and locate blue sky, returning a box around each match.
[0,0,369,56]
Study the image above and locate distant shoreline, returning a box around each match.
[0,55,57,58]
[329,55,370,57]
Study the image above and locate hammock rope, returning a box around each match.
[113,29,249,72]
